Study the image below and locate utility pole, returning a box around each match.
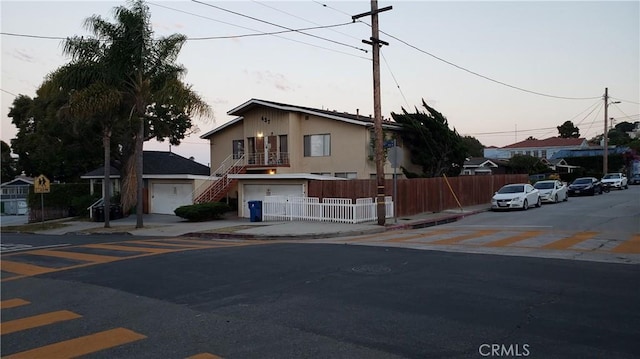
[353,1,392,226]
[603,87,608,175]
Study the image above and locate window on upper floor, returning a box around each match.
[304,134,330,157]
[335,172,357,179]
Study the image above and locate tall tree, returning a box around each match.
[391,100,466,177]
[1,141,17,183]
[507,154,550,175]
[614,121,635,133]
[557,121,580,138]
[461,136,484,157]
[8,89,105,182]
[60,0,211,227]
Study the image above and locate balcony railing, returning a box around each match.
[243,152,290,166]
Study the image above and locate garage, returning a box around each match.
[151,183,194,215]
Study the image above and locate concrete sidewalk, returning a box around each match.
[3,204,491,239]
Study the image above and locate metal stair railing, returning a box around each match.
[193,154,246,203]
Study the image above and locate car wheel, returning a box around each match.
[554,194,559,203]
[536,197,542,207]
[625,184,629,189]
[563,193,568,201]
[522,199,528,211]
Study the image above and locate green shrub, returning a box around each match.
[174,202,231,222]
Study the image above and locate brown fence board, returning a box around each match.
[307,174,529,217]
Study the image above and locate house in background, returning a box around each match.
[1,174,33,215]
[199,98,414,217]
[484,137,590,160]
[461,157,508,175]
[82,151,211,215]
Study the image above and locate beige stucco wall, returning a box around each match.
[209,121,244,175]
[204,105,411,179]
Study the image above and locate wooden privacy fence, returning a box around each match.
[263,196,394,224]
[307,174,529,217]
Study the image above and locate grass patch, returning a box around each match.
[2,222,70,232]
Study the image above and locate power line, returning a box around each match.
[467,99,602,136]
[381,50,410,109]
[191,0,368,53]
[1,89,18,97]
[611,96,640,105]
[581,102,603,139]
[148,1,368,59]
[1,23,355,42]
[252,0,361,43]
[313,1,602,101]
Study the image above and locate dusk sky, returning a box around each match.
[2,0,639,166]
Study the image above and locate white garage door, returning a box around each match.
[151,183,193,215]
[242,184,304,218]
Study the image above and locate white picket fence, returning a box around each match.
[262,196,394,224]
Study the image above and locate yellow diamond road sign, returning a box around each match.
[34,174,50,193]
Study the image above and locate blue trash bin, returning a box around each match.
[248,200,263,222]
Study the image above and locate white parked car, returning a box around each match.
[491,183,541,211]
[601,173,628,190]
[533,180,568,203]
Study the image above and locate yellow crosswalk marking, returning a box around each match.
[384,229,455,243]
[1,260,55,276]
[483,230,544,247]
[186,353,223,359]
[430,229,500,245]
[4,327,146,359]
[611,234,640,254]
[128,240,213,248]
[0,298,30,309]
[28,249,120,263]
[542,231,599,250]
[1,310,81,335]
[82,243,174,254]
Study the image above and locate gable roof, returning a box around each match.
[82,151,209,178]
[1,176,34,187]
[464,157,499,167]
[201,98,401,139]
[502,137,586,149]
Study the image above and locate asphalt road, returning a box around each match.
[1,186,638,358]
[457,185,640,233]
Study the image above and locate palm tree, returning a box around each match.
[60,0,211,228]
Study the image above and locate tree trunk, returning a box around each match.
[103,129,111,228]
[135,119,144,228]
[120,152,137,215]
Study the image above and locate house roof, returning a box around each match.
[1,176,34,187]
[201,98,402,139]
[81,151,210,178]
[501,137,586,149]
[463,157,499,167]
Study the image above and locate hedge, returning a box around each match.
[174,202,231,222]
[27,183,100,217]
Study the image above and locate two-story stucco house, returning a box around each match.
[199,99,409,217]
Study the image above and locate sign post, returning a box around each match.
[34,174,50,224]
[387,141,403,223]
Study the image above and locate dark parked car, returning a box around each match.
[567,177,603,196]
[629,174,640,185]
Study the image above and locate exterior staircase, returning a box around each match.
[193,154,246,203]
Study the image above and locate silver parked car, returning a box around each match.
[491,183,541,211]
[533,180,568,203]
